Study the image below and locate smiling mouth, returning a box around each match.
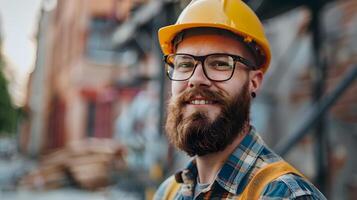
[185,95,219,105]
[189,100,214,105]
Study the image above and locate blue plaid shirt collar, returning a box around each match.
[174,126,267,195]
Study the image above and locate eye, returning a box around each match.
[175,62,195,72]
[208,60,233,71]
[206,55,234,71]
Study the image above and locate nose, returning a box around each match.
[188,63,212,88]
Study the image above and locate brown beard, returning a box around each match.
[165,81,251,157]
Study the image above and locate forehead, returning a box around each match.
[176,33,251,57]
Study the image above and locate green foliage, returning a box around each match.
[0,54,18,135]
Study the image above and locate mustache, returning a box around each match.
[174,87,227,107]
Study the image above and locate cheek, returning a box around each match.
[223,86,240,98]
[171,81,186,96]
[214,82,237,98]
[216,73,249,97]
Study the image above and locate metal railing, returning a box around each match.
[275,65,357,156]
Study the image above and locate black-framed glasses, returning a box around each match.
[164,53,257,82]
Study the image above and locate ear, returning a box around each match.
[248,70,263,94]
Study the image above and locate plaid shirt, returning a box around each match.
[154,126,326,200]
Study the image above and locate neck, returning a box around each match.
[196,124,250,184]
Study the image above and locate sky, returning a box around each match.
[0,0,42,106]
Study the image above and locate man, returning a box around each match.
[154,0,327,199]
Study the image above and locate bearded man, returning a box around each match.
[154,0,327,199]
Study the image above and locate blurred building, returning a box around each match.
[17,1,177,198]
[20,0,162,155]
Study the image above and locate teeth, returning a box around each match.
[190,100,212,105]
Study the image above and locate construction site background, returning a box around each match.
[0,0,356,199]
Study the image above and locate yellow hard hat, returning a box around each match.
[158,0,271,73]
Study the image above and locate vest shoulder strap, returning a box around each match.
[239,160,305,200]
[162,176,181,200]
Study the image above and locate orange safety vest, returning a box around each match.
[163,161,305,200]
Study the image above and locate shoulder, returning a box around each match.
[261,173,327,200]
[153,176,177,200]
